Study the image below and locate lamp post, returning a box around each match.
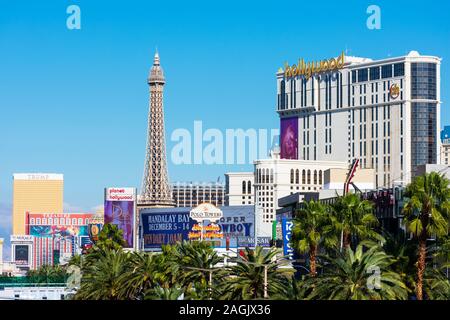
[182,265,221,300]
[234,254,292,299]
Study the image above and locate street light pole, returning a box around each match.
[209,270,212,300]
[263,265,268,299]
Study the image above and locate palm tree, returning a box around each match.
[94,223,127,251]
[301,243,409,300]
[150,244,182,289]
[402,172,450,300]
[175,241,222,295]
[423,268,450,300]
[382,231,417,296]
[331,192,380,249]
[74,248,130,300]
[145,286,184,300]
[117,251,157,300]
[291,200,338,276]
[220,247,293,300]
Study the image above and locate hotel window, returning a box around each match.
[36,218,41,224]
[319,171,322,184]
[48,218,53,225]
[307,170,311,184]
[30,218,35,224]
[280,80,286,110]
[295,169,299,184]
[42,218,47,225]
[358,68,368,82]
[394,63,405,77]
[370,66,380,80]
[411,63,437,99]
[72,218,76,225]
[381,64,393,79]
[290,169,294,184]
[248,180,252,192]
[242,181,246,194]
[66,218,70,225]
[313,171,317,184]
[352,70,357,83]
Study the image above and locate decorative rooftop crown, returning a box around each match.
[148,51,165,84]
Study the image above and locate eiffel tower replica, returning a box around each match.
[138,51,175,208]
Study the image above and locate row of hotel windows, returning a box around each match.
[290,169,323,185]
[256,169,274,184]
[29,217,89,225]
[278,63,406,109]
[351,63,405,83]
[241,180,252,194]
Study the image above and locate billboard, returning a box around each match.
[141,210,194,249]
[29,225,88,237]
[280,117,298,159]
[140,206,260,250]
[104,188,136,248]
[281,218,295,259]
[15,245,29,265]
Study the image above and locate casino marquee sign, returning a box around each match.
[283,51,345,80]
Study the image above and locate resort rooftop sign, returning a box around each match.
[283,51,345,80]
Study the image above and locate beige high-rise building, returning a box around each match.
[12,173,63,235]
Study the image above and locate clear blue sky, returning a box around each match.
[1,0,449,253]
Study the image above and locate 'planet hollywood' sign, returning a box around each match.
[105,188,136,201]
[283,52,345,80]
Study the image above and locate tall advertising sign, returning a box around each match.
[280,117,298,159]
[104,188,136,249]
[281,218,294,259]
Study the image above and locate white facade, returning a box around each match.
[441,139,450,165]
[10,235,34,272]
[254,149,349,224]
[171,182,225,207]
[224,172,254,206]
[277,51,441,188]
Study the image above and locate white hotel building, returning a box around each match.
[277,51,441,188]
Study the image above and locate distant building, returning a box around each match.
[12,173,63,235]
[224,172,254,206]
[25,212,93,269]
[416,164,450,181]
[440,125,450,141]
[171,182,225,207]
[255,150,375,236]
[441,138,450,165]
[277,51,441,185]
[10,235,33,272]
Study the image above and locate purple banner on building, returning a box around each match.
[104,200,134,248]
[280,117,298,159]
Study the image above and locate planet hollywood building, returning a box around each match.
[277,50,441,188]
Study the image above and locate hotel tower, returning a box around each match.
[277,50,441,188]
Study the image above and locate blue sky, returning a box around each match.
[0,0,450,256]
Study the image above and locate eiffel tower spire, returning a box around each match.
[139,51,175,207]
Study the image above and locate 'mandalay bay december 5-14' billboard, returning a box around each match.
[139,206,262,250]
[104,187,136,248]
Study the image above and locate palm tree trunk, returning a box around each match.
[416,238,426,300]
[309,245,317,276]
[343,231,351,249]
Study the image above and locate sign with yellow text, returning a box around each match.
[283,52,345,80]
